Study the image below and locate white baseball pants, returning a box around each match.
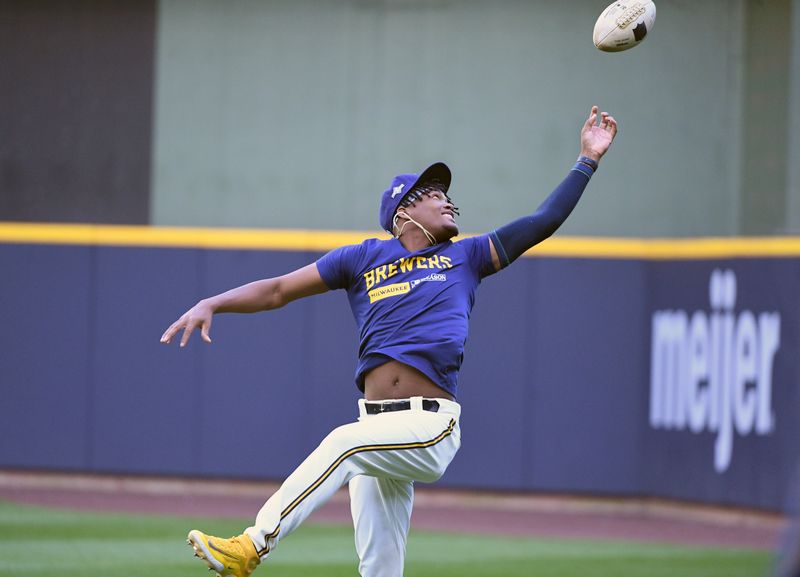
[245,396,461,577]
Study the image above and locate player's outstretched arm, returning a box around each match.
[160,263,329,347]
[488,105,617,270]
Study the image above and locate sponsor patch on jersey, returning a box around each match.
[368,282,411,303]
[410,273,447,288]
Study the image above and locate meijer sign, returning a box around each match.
[649,269,781,473]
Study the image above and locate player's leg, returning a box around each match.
[349,474,414,577]
[243,422,371,558]
[187,421,374,577]
[188,398,460,576]
[188,421,376,577]
[244,399,460,560]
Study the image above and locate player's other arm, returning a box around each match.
[487,105,618,271]
[160,263,329,347]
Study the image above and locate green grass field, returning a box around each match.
[0,500,772,577]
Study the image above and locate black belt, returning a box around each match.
[365,399,440,415]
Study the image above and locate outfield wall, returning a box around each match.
[1,224,798,511]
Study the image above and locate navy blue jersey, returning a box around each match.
[316,235,496,398]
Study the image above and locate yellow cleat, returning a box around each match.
[187,530,260,577]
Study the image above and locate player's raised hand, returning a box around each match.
[160,301,214,347]
[580,105,618,161]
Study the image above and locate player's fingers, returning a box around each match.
[200,318,213,344]
[160,320,182,344]
[583,105,598,129]
[607,116,618,136]
[599,112,610,129]
[179,324,197,348]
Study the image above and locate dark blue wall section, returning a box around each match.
[91,247,203,475]
[527,259,649,494]
[1,243,798,511]
[0,245,94,469]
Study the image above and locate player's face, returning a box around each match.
[404,190,459,240]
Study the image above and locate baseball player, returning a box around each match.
[161,105,617,577]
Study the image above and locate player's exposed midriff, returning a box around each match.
[363,359,455,401]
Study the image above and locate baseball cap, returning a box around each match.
[379,162,452,234]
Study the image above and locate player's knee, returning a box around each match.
[426,463,448,482]
[414,457,449,483]
[422,442,458,481]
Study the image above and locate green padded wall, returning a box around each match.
[151,0,796,237]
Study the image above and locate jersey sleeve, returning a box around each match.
[489,164,591,268]
[316,243,364,290]
[458,234,497,279]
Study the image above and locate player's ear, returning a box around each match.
[392,210,408,236]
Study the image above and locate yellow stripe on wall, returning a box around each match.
[527,236,800,260]
[2,221,800,260]
[0,222,385,251]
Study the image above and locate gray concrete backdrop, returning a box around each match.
[150,0,799,237]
